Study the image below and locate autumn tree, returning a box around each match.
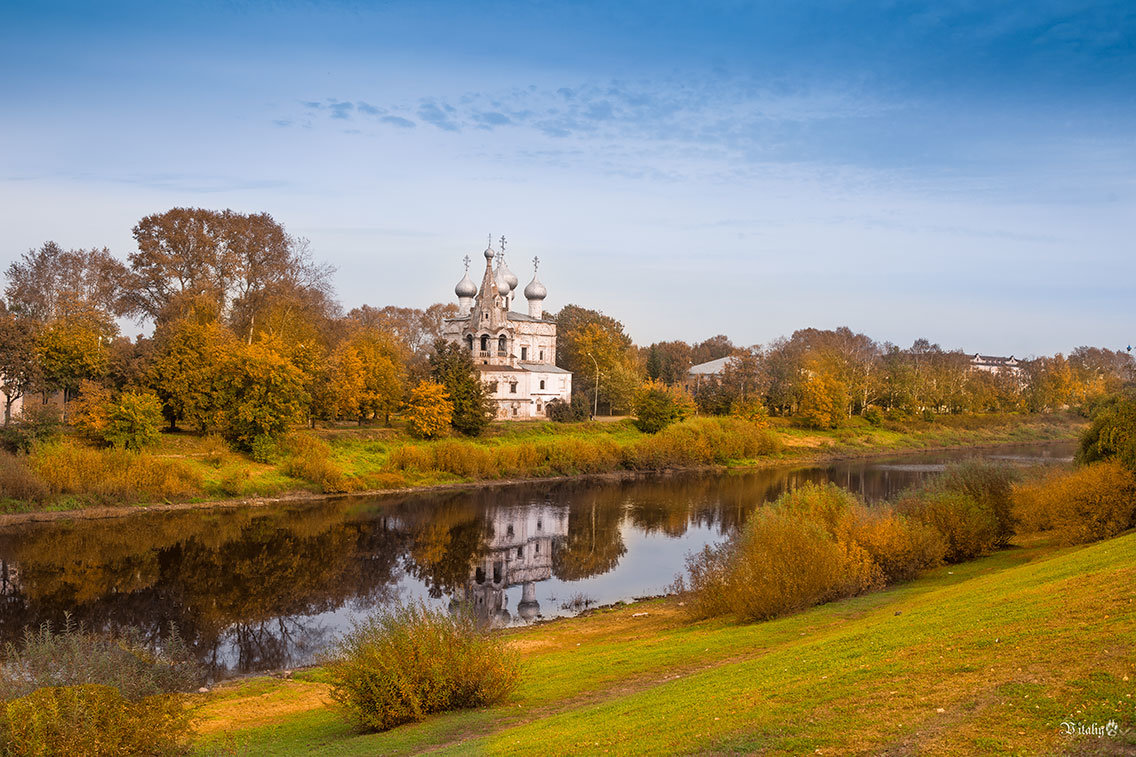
[218,337,308,449]
[797,353,850,429]
[429,339,494,436]
[556,305,642,414]
[126,207,332,324]
[644,341,692,385]
[69,379,111,439]
[404,381,454,439]
[348,328,406,424]
[0,304,38,425]
[34,303,117,403]
[690,334,735,365]
[4,242,128,322]
[147,298,235,431]
[347,303,459,361]
[312,342,366,423]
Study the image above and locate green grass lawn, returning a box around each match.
[193,530,1136,756]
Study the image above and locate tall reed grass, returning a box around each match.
[387,417,782,481]
[29,439,203,506]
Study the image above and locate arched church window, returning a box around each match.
[480,334,489,351]
[465,335,473,351]
[539,380,545,390]
[498,335,507,355]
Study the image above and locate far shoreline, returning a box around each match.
[0,434,1079,528]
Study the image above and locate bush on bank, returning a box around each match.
[0,621,201,756]
[677,463,1019,622]
[1012,461,1136,545]
[324,603,519,733]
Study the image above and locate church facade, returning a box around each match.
[441,240,572,420]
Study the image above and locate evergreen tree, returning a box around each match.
[429,339,494,436]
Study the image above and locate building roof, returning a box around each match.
[518,362,571,374]
[506,311,553,323]
[971,354,1019,364]
[688,356,734,376]
[444,310,555,325]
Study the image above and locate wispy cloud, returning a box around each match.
[417,101,460,131]
[380,115,415,128]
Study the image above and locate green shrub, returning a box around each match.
[933,461,1018,546]
[0,404,62,454]
[104,391,164,451]
[896,489,998,562]
[632,380,696,434]
[249,434,278,464]
[281,433,350,492]
[547,393,591,422]
[0,684,194,757]
[863,407,884,426]
[324,603,519,732]
[1013,461,1136,545]
[1077,393,1136,472]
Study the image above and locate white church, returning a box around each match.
[442,239,572,420]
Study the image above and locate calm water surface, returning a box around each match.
[0,441,1074,679]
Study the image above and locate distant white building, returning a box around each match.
[683,355,734,391]
[969,354,1023,376]
[442,241,572,420]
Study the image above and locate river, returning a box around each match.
[0,440,1074,679]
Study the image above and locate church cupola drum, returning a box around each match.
[442,236,572,420]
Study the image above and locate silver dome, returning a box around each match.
[455,271,477,298]
[524,275,547,300]
[483,245,495,260]
[500,260,519,291]
[496,272,511,296]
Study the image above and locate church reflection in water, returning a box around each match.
[454,505,569,626]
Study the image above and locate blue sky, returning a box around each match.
[1,1,1133,355]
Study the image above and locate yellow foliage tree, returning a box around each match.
[405,381,453,439]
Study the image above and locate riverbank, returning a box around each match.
[0,412,1083,524]
[191,529,1136,755]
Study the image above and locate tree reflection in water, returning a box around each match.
[0,441,1074,677]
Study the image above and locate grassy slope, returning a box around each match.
[193,531,1136,756]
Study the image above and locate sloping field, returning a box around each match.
[195,532,1136,756]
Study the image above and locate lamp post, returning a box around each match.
[586,352,600,419]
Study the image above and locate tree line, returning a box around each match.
[2,206,1132,451]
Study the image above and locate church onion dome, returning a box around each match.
[500,261,519,291]
[483,245,495,260]
[524,275,547,301]
[455,271,477,298]
[496,273,511,297]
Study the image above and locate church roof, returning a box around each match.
[507,311,553,323]
[518,362,571,374]
[444,310,553,324]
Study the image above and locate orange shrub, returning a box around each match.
[1013,461,1136,545]
[896,489,998,562]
